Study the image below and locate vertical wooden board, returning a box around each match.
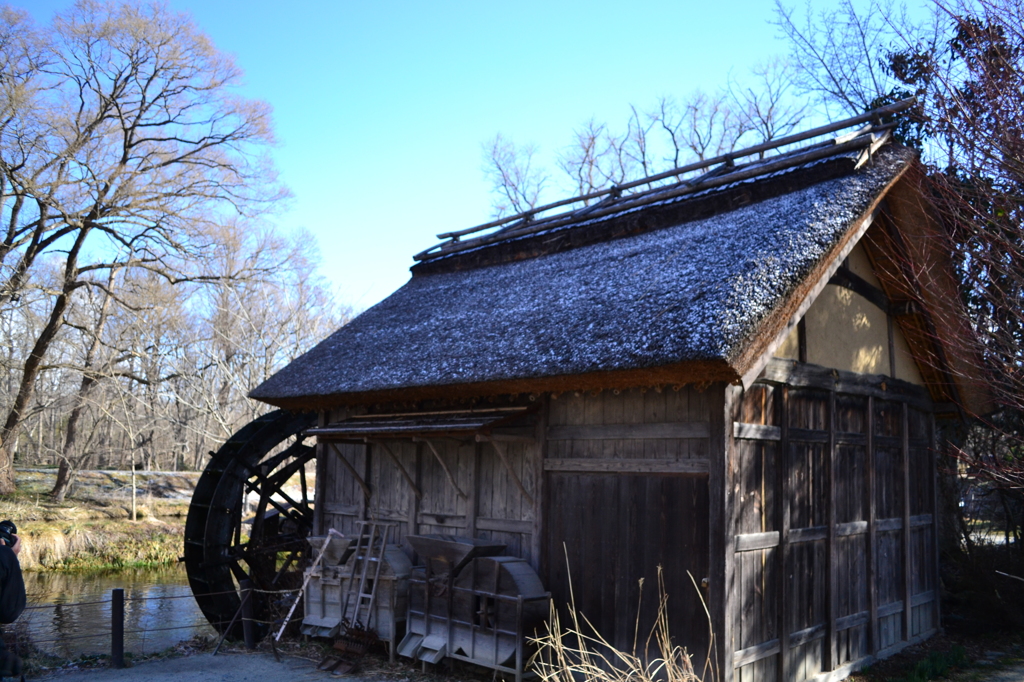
[583,391,604,425]
[565,392,585,427]
[874,447,903,520]
[909,447,932,515]
[740,384,773,426]
[604,390,625,424]
[789,389,828,431]
[623,389,645,424]
[738,547,778,650]
[643,389,666,423]
[739,657,779,682]
[873,400,901,438]
[664,386,688,423]
[835,445,867,523]
[876,530,904,606]
[835,395,867,434]
[548,393,568,426]
[789,639,823,682]
[690,384,710,423]
[543,472,709,659]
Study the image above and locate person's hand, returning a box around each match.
[9,535,20,556]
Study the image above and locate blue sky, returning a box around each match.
[21,1,803,310]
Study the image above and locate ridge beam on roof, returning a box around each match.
[431,98,917,246]
[415,129,891,264]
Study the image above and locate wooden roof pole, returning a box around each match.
[477,434,535,507]
[413,437,468,500]
[434,98,916,242]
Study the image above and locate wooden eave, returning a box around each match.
[863,164,995,417]
[732,159,994,418]
[252,357,739,412]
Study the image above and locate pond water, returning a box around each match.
[19,564,218,659]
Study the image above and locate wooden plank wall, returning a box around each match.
[316,411,540,566]
[729,360,938,682]
[543,387,712,659]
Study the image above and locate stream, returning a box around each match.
[19,564,218,659]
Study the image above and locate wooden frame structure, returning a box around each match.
[252,103,989,681]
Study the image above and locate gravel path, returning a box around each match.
[35,651,337,682]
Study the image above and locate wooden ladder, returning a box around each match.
[343,520,394,629]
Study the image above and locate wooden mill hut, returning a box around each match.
[250,101,988,682]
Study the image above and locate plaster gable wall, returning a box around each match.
[773,243,925,385]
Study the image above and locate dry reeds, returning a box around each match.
[529,565,718,682]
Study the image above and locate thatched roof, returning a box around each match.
[252,136,916,409]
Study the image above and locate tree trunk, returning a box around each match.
[50,271,113,502]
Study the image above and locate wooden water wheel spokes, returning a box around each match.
[184,410,318,641]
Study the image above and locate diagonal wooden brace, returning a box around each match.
[413,438,468,500]
[370,440,422,499]
[328,442,371,500]
[477,434,535,507]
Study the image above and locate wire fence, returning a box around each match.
[11,585,299,668]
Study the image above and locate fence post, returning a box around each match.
[240,579,255,650]
[111,588,124,669]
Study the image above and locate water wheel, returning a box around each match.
[184,409,317,640]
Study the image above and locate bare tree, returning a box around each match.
[0,1,282,492]
[483,133,547,217]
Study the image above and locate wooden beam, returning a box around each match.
[931,411,942,634]
[328,442,370,500]
[778,385,791,682]
[827,387,838,672]
[477,517,533,534]
[477,435,535,507]
[735,531,780,552]
[532,397,548,575]
[902,403,912,643]
[867,396,879,654]
[543,458,709,474]
[314,411,327,535]
[414,438,468,500]
[546,422,710,440]
[409,441,421,535]
[733,423,781,441]
[709,383,739,682]
[370,440,422,499]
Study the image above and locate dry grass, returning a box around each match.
[0,468,193,571]
[530,567,717,682]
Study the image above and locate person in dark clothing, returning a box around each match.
[0,529,25,679]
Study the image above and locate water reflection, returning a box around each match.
[20,564,217,658]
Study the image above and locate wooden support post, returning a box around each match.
[362,442,372,521]
[241,579,256,650]
[313,413,327,536]
[111,588,124,669]
[532,396,548,574]
[901,402,912,642]
[777,385,791,682]
[709,383,737,682]
[409,442,421,536]
[930,411,941,632]
[867,396,878,654]
[827,387,838,671]
[468,442,479,537]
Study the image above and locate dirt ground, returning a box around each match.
[27,645,1024,682]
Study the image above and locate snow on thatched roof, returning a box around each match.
[251,139,915,409]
